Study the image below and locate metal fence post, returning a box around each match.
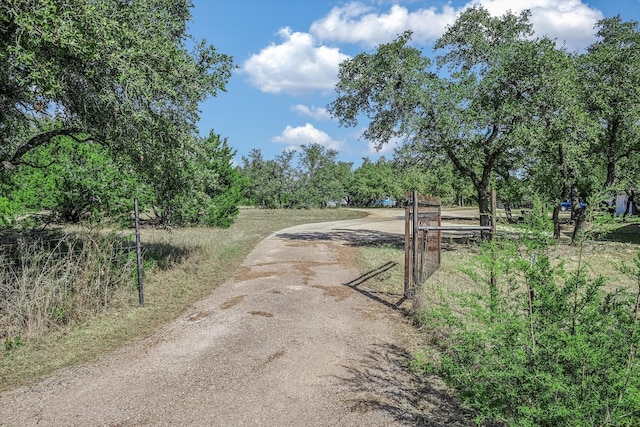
[404,192,411,298]
[135,198,144,307]
[491,189,497,239]
[412,190,419,295]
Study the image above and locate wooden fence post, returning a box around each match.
[491,189,497,238]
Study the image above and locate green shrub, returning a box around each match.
[418,210,640,426]
[207,187,242,228]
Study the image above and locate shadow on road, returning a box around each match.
[342,261,407,310]
[596,222,640,244]
[338,342,480,426]
[276,228,405,248]
[277,228,489,250]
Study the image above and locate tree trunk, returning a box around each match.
[552,206,561,240]
[553,141,570,241]
[477,185,491,240]
[446,148,493,239]
[624,188,635,221]
[570,184,580,222]
[571,208,586,245]
[504,202,513,223]
[570,183,585,245]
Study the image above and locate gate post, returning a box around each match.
[404,192,411,297]
[412,190,419,295]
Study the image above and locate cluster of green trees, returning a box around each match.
[4,1,636,233]
[239,144,474,209]
[241,144,347,209]
[0,0,244,228]
[329,6,640,237]
[241,6,639,230]
[0,131,245,227]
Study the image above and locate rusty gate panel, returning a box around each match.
[404,191,441,298]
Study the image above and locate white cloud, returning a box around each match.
[366,136,401,156]
[310,2,457,47]
[367,140,396,155]
[310,0,603,52]
[242,1,603,99]
[475,0,603,51]
[242,27,350,95]
[291,104,332,120]
[271,123,343,151]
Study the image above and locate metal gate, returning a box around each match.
[404,190,497,300]
[404,191,441,298]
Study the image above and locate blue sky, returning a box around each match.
[188,0,640,167]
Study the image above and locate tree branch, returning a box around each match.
[19,159,57,169]
[447,147,479,188]
[8,127,87,166]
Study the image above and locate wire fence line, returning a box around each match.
[0,228,140,341]
[0,234,136,267]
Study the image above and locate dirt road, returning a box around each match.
[0,210,474,426]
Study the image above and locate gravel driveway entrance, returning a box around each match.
[0,213,474,426]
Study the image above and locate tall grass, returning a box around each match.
[0,230,136,343]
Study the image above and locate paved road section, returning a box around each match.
[0,212,475,426]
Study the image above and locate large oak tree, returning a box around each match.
[0,0,232,186]
[329,7,552,228]
[579,16,640,195]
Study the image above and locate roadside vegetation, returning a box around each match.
[1,0,251,389]
[356,207,640,426]
[2,1,639,424]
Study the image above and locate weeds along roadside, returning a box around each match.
[0,207,366,391]
[355,215,640,308]
[398,212,640,426]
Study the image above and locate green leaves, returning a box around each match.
[329,31,432,146]
[142,132,246,227]
[0,131,245,228]
[348,157,401,206]
[426,210,640,426]
[328,4,640,243]
[0,0,242,229]
[241,145,353,209]
[8,135,142,224]
[0,0,234,190]
[329,6,568,227]
[579,16,640,189]
[434,5,534,72]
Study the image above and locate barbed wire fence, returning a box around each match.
[0,216,142,343]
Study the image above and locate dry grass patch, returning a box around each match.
[354,244,406,296]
